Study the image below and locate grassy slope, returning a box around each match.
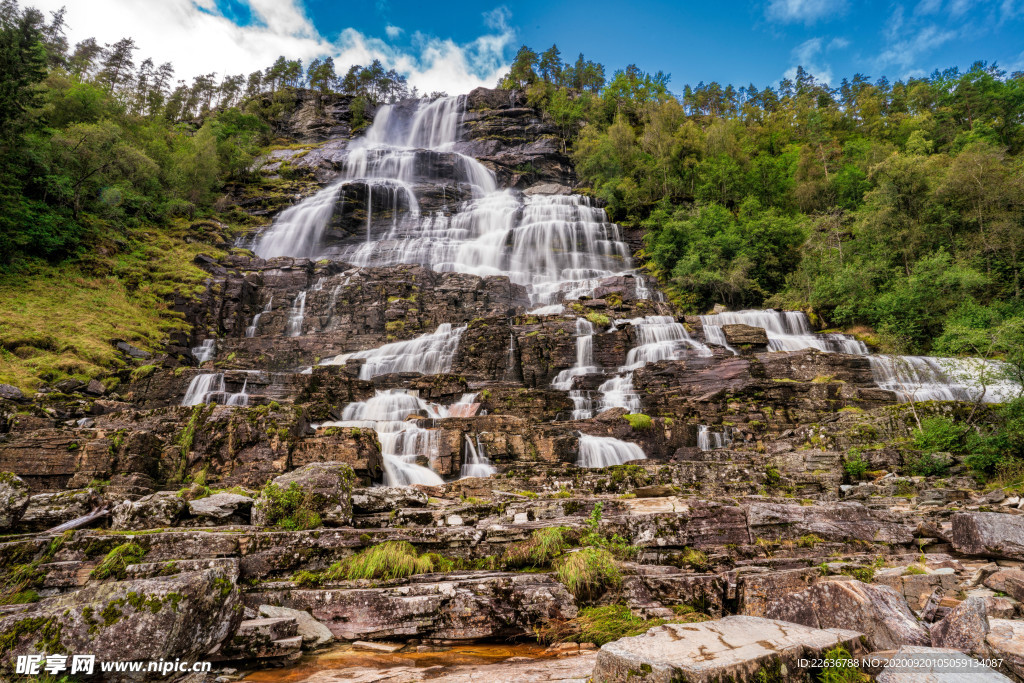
[0,220,236,392]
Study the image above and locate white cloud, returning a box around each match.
[31,0,511,95]
[827,36,850,50]
[385,25,403,39]
[784,37,834,85]
[877,24,957,73]
[765,0,847,24]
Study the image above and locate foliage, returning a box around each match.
[555,547,622,600]
[535,604,708,646]
[326,541,437,582]
[90,542,147,580]
[623,413,653,430]
[257,482,322,531]
[816,645,870,683]
[843,451,869,480]
[502,526,572,569]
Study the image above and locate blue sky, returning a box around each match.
[36,0,1024,95]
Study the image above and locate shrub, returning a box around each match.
[90,543,147,580]
[555,548,621,600]
[843,451,868,480]
[907,452,951,477]
[623,413,653,430]
[913,416,969,454]
[817,645,870,683]
[797,534,824,548]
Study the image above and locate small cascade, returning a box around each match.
[699,310,868,355]
[181,374,248,407]
[192,339,216,363]
[254,181,346,259]
[448,392,480,418]
[460,434,497,478]
[576,433,647,468]
[623,316,711,369]
[245,296,272,338]
[529,304,565,316]
[551,318,600,419]
[324,390,446,486]
[287,291,307,337]
[595,316,710,414]
[322,323,467,380]
[698,425,733,451]
[868,355,1020,404]
[597,374,641,414]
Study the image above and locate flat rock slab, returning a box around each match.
[591,615,863,683]
[986,619,1024,680]
[876,646,1012,682]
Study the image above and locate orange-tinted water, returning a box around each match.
[242,642,553,682]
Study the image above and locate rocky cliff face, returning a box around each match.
[0,89,1021,682]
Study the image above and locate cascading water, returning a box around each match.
[322,323,466,380]
[181,374,249,407]
[577,433,647,468]
[245,297,272,338]
[551,319,599,419]
[460,434,497,478]
[192,339,215,363]
[868,355,1020,404]
[698,425,733,451]
[699,310,867,355]
[287,291,307,337]
[324,390,446,486]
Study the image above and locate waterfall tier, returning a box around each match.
[577,433,647,468]
[699,310,867,355]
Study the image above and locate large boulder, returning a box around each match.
[0,472,30,530]
[722,324,769,347]
[351,486,428,513]
[19,489,101,532]
[111,491,188,530]
[592,615,864,683]
[0,562,242,681]
[951,512,1024,560]
[929,597,989,655]
[764,579,930,650]
[252,463,354,528]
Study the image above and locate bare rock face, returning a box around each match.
[0,563,242,681]
[929,597,989,655]
[111,491,188,530]
[592,615,864,683]
[0,472,30,530]
[252,462,355,528]
[188,492,254,522]
[246,571,577,642]
[951,512,1024,560]
[764,580,931,650]
[351,486,428,514]
[258,605,333,648]
[18,489,101,532]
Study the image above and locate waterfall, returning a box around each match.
[249,95,634,305]
[322,323,467,380]
[192,339,216,363]
[698,425,733,451]
[324,390,446,486]
[868,355,1020,404]
[699,310,868,355]
[287,291,307,337]
[245,296,272,338]
[597,374,641,414]
[551,318,599,419]
[181,373,248,407]
[529,304,565,316]
[577,433,647,468]
[460,434,497,478]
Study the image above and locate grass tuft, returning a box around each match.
[555,547,622,600]
[90,542,147,581]
[502,527,572,569]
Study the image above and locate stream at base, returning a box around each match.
[241,642,564,682]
